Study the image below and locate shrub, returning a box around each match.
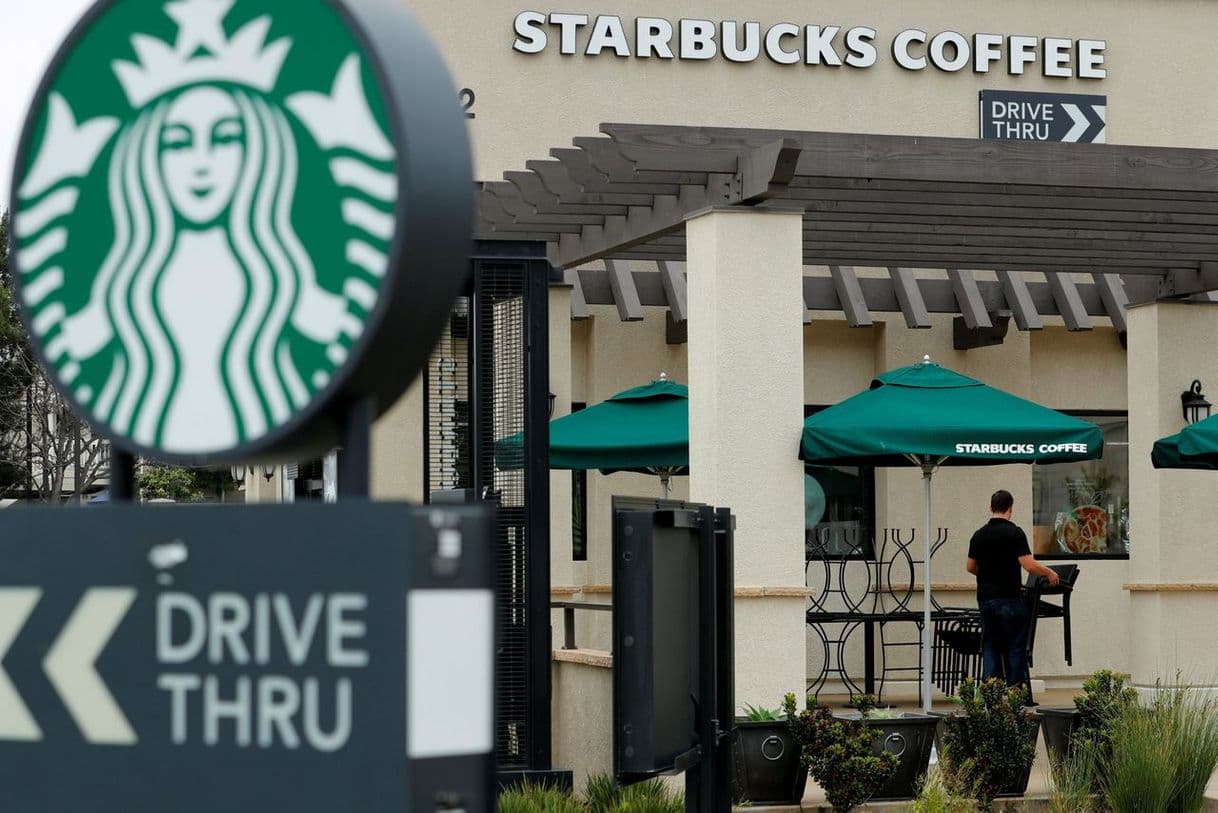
[1100,681,1218,813]
[910,766,972,813]
[1048,741,1096,813]
[1072,668,1137,785]
[740,703,782,722]
[1157,684,1218,813]
[584,773,683,813]
[1101,702,1176,812]
[497,781,584,813]
[782,692,897,812]
[937,678,1037,812]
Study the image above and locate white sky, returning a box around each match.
[0,0,95,210]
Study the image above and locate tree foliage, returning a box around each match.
[0,208,109,501]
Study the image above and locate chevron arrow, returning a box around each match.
[43,588,137,745]
[1089,105,1107,144]
[0,589,43,741]
[1061,103,1090,142]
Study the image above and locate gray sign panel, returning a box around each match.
[980,90,1107,143]
[0,502,492,812]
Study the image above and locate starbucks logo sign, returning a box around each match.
[10,0,472,463]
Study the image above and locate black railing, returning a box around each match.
[551,600,612,651]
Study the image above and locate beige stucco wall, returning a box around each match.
[374,0,1218,781]
[1126,302,1218,687]
[411,0,1218,187]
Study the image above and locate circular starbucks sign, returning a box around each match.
[10,0,472,464]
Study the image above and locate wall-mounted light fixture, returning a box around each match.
[1182,380,1213,425]
[229,465,277,484]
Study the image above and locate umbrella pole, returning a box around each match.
[922,462,934,714]
[660,472,670,499]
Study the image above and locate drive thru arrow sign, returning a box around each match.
[0,588,137,745]
[0,503,494,813]
[43,588,138,745]
[980,90,1107,143]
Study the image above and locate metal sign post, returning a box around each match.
[611,498,735,813]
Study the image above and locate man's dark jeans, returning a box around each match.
[979,597,1030,690]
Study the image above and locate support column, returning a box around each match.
[686,207,807,706]
[1127,300,1218,692]
[370,376,425,501]
[549,283,575,589]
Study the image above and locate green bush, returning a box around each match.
[1101,703,1176,812]
[497,781,585,813]
[910,766,972,813]
[937,678,1037,812]
[1071,668,1137,786]
[782,692,897,812]
[740,703,782,722]
[583,773,683,813]
[1048,741,1096,813]
[1100,681,1218,813]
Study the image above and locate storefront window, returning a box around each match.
[1032,413,1129,558]
[805,465,875,560]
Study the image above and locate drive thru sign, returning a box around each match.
[979,90,1107,143]
[0,503,493,811]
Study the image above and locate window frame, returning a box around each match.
[804,404,877,561]
[1033,408,1130,561]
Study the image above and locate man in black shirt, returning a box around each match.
[966,490,1059,695]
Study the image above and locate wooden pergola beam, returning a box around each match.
[604,259,644,322]
[888,267,931,329]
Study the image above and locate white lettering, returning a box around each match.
[204,675,251,747]
[258,676,302,749]
[1008,35,1038,75]
[1078,39,1107,79]
[512,11,548,54]
[327,594,369,668]
[158,673,200,744]
[804,25,842,66]
[253,593,270,664]
[586,15,630,57]
[893,29,928,71]
[765,22,801,65]
[158,593,205,664]
[636,17,674,58]
[1043,37,1073,77]
[929,31,970,72]
[303,678,353,752]
[844,27,877,68]
[722,20,761,62]
[679,19,717,60]
[208,593,250,665]
[549,13,588,55]
[275,594,324,666]
[973,33,1003,73]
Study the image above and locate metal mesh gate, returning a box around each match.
[424,243,551,773]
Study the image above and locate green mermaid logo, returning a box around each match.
[12,0,397,456]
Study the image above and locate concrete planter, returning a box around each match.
[730,720,808,806]
[831,712,939,801]
[1036,707,1081,765]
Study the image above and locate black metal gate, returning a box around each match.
[424,241,552,773]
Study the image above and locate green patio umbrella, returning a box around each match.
[800,356,1104,711]
[1152,413,1218,470]
[495,376,688,496]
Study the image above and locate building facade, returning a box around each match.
[251,0,1218,785]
